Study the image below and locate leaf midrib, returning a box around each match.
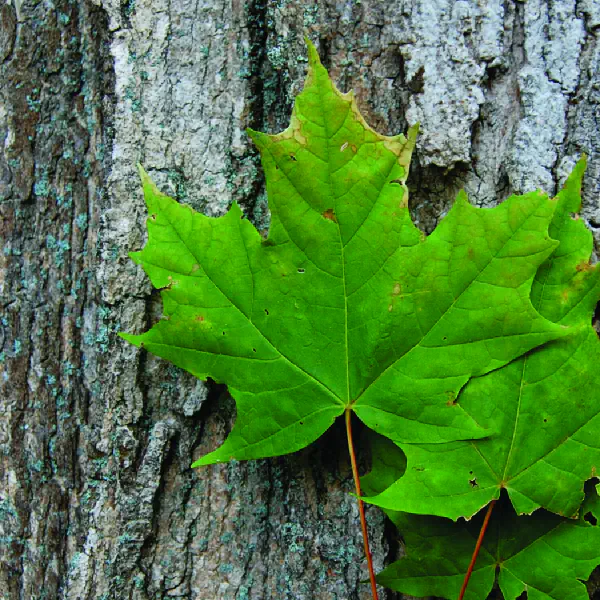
[314,74,352,407]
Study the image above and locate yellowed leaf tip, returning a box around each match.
[407,123,420,147]
[137,162,148,182]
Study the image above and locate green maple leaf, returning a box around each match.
[121,41,566,466]
[364,159,600,521]
[362,434,600,600]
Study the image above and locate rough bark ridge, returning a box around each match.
[1,1,599,599]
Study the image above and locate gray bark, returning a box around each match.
[1,0,600,599]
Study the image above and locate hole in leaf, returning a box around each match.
[252,348,257,352]
[469,478,478,488]
[222,331,226,336]
[299,421,304,425]
[290,154,297,161]
[593,301,600,338]
[264,308,269,315]
[297,268,305,274]
[584,511,598,526]
[570,212,580,220]
[389,179,403,185]
[543,418,547,423]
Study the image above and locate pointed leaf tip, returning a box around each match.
[136,162,147,181]
[407,122,420,141]
[454,189,470,206]
[118,332,141,347]
[304,36,321,67]
[246,127,266,148]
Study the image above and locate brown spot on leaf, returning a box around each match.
[196,315,205,322]
[191,263,200,273]
[322,208,337,222]
[576,261,593,272]
[388,304,393,312]
[446,391,457,406]
[351,144,357,153]
[393,282,401,296]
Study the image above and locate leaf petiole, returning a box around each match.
[345,408,379,600]
[458,499,496,600]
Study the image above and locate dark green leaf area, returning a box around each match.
[364,434,600,600]
[379,496,600,600]
[365,159,600,521]
[121,42,567,467]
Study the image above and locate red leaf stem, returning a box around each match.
[458,499,497,600]
[345,408,379,600]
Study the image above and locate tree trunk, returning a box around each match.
[1,1,599,599]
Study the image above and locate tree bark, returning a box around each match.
[1,1,599,599]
